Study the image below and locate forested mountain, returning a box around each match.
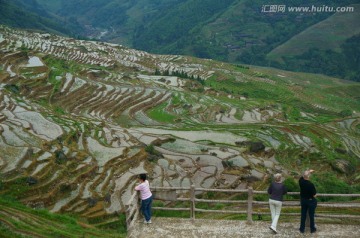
[0,0,80,36]
[1,0,359,81]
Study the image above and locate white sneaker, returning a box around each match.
[270,226,277,234]
[147,220,152,224]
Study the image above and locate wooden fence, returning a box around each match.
[125,185,360,231]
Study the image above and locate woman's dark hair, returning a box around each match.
[139,173,147,181]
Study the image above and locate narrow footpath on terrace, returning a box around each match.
[128,217,360,238]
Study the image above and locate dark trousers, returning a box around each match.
[300,198,317,232]
[141,195,153,222]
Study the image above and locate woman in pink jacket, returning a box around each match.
[135,173,153,224]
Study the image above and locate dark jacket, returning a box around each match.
[268,182,288,201]
[299,177,316,199]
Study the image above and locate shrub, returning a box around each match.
[312,173,356,202]
[4,84,20,94]
[284,177,299,192]
[145,144,155,154]
[339,109,352,117]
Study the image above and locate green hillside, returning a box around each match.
[0,0,77,36]
[266,4,360,81]
[0,196,125,238]
[35,0,181,44]
[267,5,360,60]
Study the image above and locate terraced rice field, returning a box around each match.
[0,25,359,229]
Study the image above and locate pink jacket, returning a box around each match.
[135,180,152,200]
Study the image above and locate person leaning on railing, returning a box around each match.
[299,169,317,234]
[135,173,153,224]
[267,173,287,234]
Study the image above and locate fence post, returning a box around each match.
[247,186,253,224]
[190,185,195,220]
[125,203,131,229]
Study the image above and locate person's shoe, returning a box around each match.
[270,226,277,234]
[311,228,316,233]
[147,220,152,224]
[299,229,305,234]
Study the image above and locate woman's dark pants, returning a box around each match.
[141,195,153,222]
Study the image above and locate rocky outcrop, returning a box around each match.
[331,159,355,174]
[235,141,266,153]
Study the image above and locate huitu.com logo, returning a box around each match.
[261,5,355,13]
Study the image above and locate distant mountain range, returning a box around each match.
[1,0,359,81]
[0,0,79,36]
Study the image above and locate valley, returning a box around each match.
[2,1,360,81]
[0,25,359,234]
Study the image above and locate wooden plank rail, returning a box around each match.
[195,198,248,204]
[151,207,190,212]
[194,208,248,214]
[125,185,360,231]
[125,191,140,232]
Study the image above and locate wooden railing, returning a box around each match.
[125,185,360,231]
[125,190,140,232]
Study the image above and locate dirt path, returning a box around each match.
[128,217,360,238]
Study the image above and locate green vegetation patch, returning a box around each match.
[147,102,177,123]
[153,200,190,218]
[4,84,20,94]
[0,196,125,238]
[312,173,360,202]
[43,55,82,73]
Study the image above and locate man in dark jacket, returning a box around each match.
[299,169,317,233]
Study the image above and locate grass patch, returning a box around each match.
[43,55,82,79]
[114,115,132,127]
[171,93,181,106]
[152,200,190,218]
[54,106,65,115]
[0,196,126,237]
[147,102,177,123]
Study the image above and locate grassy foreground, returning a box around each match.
[0,196,126,238]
